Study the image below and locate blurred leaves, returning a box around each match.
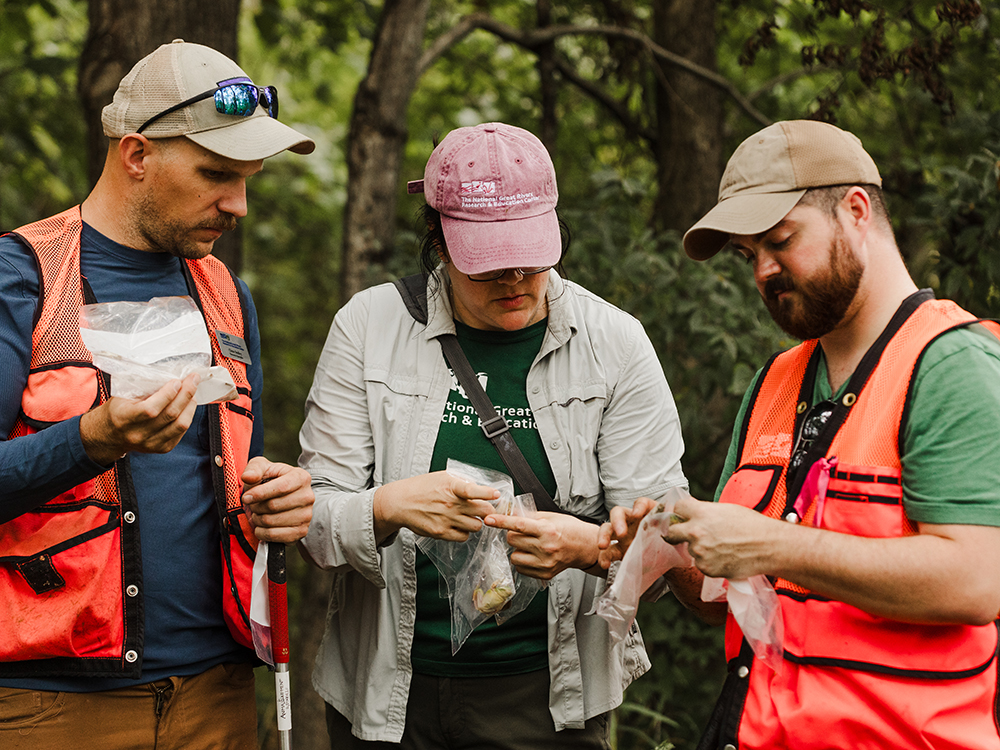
[9,1,1000,748]
[0,0,88,228]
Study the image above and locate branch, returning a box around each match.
[549,56,656,143]
[419,13,770,126]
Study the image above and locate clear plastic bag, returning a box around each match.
[79,295,237,404]
[591,486,694,643]
[415,460,546,654]
[701,575,784,672]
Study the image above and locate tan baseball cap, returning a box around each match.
[682,120,881,260]
[102,39,314,161]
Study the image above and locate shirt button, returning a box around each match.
[532,386,540,394]
[724,744,736,750]
[215,455,224,467]
[123,511,136,523]
[784,512,799,524]
[126,585,139,597]
[737,666,749,678]
[125,650,138,663]
[549,441,559,449]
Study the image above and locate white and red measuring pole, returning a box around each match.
[268,542,292,750]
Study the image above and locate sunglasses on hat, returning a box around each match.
[137,76,278,134]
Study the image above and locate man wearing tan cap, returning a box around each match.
[0,40,315,748]
[602,120,1000,748]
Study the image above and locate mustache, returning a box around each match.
[204,216,239,233]
[764,275,794,301]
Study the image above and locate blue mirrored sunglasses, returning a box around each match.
[137,77,278,134]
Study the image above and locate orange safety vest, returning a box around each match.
[0,207,258,678]
[710,292,1000,749]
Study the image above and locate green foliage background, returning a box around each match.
[6,1,1000,748]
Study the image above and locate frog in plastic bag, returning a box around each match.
[416,460,545,654]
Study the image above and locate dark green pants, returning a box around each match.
[326,669,610,749]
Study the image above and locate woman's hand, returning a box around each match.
[373,471,500,544]
[484,511,600,580]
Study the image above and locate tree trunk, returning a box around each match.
[652,0,723,235]
[78,0,243,271]
[536,0,558,155]
[339,0,430,302]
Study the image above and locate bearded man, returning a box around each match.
[603,120,1000,750]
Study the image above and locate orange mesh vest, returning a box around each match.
[0,207,258,678]
[711,292,1000,749]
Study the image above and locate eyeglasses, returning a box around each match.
[788,399,835,476]
[467,266,552,283]
[137,77,278,134]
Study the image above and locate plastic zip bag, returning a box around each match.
[79,295,237,404]
[416,460,546,654]
[591,486,694,643]
[701,574,784,672]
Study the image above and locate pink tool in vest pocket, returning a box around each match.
[794,456,838,528]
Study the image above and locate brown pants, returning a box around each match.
[0,662,257,750]
[326,669,611,750]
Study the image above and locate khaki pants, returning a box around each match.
[326,669,611,750]
[0,662,257,750]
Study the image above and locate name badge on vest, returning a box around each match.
[214,330,252,365]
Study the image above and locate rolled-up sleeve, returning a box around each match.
[298,294,387,587]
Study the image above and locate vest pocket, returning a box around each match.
[719,464,783,513]
[0,507,123,661]
[820,463,912,537]
[781,596,999,677]
[21,365,100,427]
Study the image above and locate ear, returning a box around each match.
[838,186,873,244]
[118,134,151,180]
[840,186,872,229]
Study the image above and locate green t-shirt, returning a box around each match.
[715,326,1000,526]
[411,318,556,677]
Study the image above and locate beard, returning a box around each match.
[131,191,238,259]
[762,226,864,340]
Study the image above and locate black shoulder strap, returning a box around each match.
[784,288,934,505]
[394,275,597,523]
[393,273,428,325]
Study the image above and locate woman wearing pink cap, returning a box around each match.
[299,122,687,749]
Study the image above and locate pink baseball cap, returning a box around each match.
[408,122,561,275]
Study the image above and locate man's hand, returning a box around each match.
[484,512,600,580]
[241,457,314,543]
[79,374,201,465]
[373,471,499,544]
[596,496,659,570]
[664,495,777,580]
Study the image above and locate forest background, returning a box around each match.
[4,1,1000,748]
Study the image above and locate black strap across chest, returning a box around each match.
[393,274,597,523]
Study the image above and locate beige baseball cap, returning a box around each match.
[682,120,881,260]
[102,39,314,161]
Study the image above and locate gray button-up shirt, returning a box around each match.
[300,270,687,742]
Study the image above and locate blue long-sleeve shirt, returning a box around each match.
[0,223,263,690]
